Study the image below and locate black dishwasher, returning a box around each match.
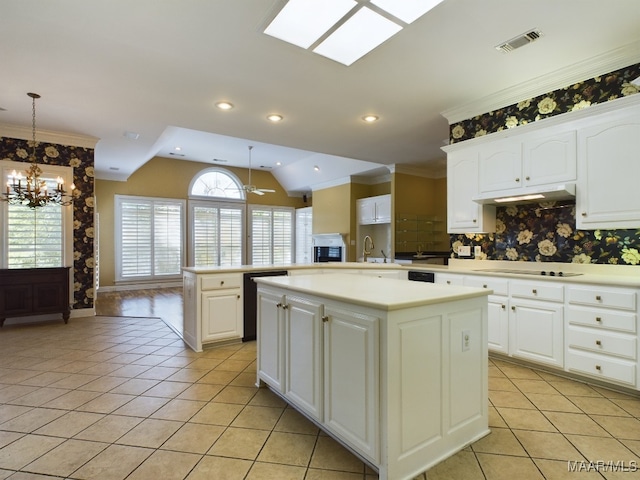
[243,270,288,341]
[407,270,435,283]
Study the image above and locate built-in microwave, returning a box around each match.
[312,233,346,262]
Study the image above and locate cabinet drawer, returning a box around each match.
[567,326,636,360]
[201,274,241,290]
[510,280,564,302]
[567,306,636,333]
[567,286,636,311]
[435,273,464,286]
[566,350,636,387]
[464,276,508,296]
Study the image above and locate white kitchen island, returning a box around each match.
[254,273,491,480]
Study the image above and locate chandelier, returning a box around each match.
[2,93,78,209]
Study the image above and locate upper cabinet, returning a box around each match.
[447,149,496,233]
[357,194,391,225]
[478,129,576,195]
[576,104,640,229]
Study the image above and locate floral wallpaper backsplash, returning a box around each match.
[449,63,640,143]
[450,201,640,266]
[1,136,95,309]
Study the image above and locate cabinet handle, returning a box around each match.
[501,304,506,310]
[595,316,602,322]
[595,295,602,301]
[473,219,477,223]
[532,289,537,294]
[276,303,282,308]
[525,176,530,181]
[220,280,224,286]
[581,212,587,217]
[511,306,516,311]
[483,284,487,288]
[595,365,601,371]
[322,316,329,323]
[446,280,451,285]
[282,304,289,310]
[237,295,240,299]
[515,177,520,182]
[595,340,602,346]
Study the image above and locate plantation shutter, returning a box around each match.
[295,207,312,263]
[250,206,294,265]
[191,203,243,267]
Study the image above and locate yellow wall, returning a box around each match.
[96,156,305,287]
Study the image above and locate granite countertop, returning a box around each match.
[254,273,491,311]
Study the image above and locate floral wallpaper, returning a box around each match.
[450,201,640,266]
[449,63,640,143]
[1,136,95,309]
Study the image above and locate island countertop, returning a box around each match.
[254,272,491,311]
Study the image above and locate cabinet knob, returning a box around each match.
[501,304,506,310]
[276,303,282,308]
[483,284,487,288]
[447,280,451,285]
[515,177,520,182]
[525,176,530,181]
[511,306,516,311]
[322,316,329,323]
[595,316,602,322]
[237,295,240,299]
[532,289,537,294]
[595,340,602,346]
[282,304,289,310]
[595,365,601,371]
[581,212,587,217]
[473,219,477,223]
[595,295,602,301]
[220,280,224,286]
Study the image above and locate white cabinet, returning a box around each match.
[435,272,465,286]
[323,304,379,460]
[478,131,576,194]
[284,295,324,421]
[200,274,242,343]
[509,280,564,368]
[357,194,391,225]
[576,104,640,229]
[446,150,495,233]
[464,276,509,355]
[566,284,638,388]
[257,289,285,393]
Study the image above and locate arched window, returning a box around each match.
[189,168,245,200]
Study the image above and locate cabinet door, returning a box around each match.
[447,151,495,233]
[510,300,563,368]
[374,194,391,224]
[577,108,640,229]
[487,296,509,354]
[284,295,324,421]
[257,290,285,392]
[323,305,379,462]
[357,197,376,225]
[201,289,242,342]
[478,138,522,193]
[523,130,576,187]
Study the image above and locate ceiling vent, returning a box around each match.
[495,29,543,53]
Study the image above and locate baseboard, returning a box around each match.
[98,281,183,293]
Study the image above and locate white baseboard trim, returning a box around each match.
[98,281,183,293]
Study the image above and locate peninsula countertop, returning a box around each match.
[253,272,491,311]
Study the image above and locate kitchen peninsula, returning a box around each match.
[254,273,491,480]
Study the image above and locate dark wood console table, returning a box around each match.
[0,267,71,326]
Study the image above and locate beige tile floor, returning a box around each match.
[0,289,638,480]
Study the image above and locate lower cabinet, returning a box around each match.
[201,289,242,342]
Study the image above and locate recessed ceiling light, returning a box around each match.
[264,0,356,49]
[314,165,320,171]
[362,115,379,123]
[123,131,140,140]
[109,167,120,171]
[174,146,181,151]
[313,7,402,66]
[215,101,234,110]
[267,114,283,122]
[276,161,282,166]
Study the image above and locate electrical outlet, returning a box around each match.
[474,246,482,256]
[462,330,471,352]
[458,245,471,257]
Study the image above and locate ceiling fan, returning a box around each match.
[243,145,275,195]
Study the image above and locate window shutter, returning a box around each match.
[191,203,243,267]
[295,207,313,263]
[250,207,294,265]
[153,202,182,276]
[120,201,152,278]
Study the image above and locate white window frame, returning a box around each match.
[295,206,313,264]
[188,199,246,267]
[0,160,74,269]
[114,195,186,283]
[248,205,295,265]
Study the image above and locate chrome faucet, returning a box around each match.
[363,235,374,262]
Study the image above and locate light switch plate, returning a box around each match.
[474,246,482,256]
[458,245,471,257]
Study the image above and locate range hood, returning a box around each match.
[473,183,575,205]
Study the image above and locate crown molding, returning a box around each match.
[441,41,640,124]
[0,123,98,149]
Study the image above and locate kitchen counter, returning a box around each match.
[255,273,490,480]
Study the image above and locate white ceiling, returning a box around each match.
[1,0,639,195]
